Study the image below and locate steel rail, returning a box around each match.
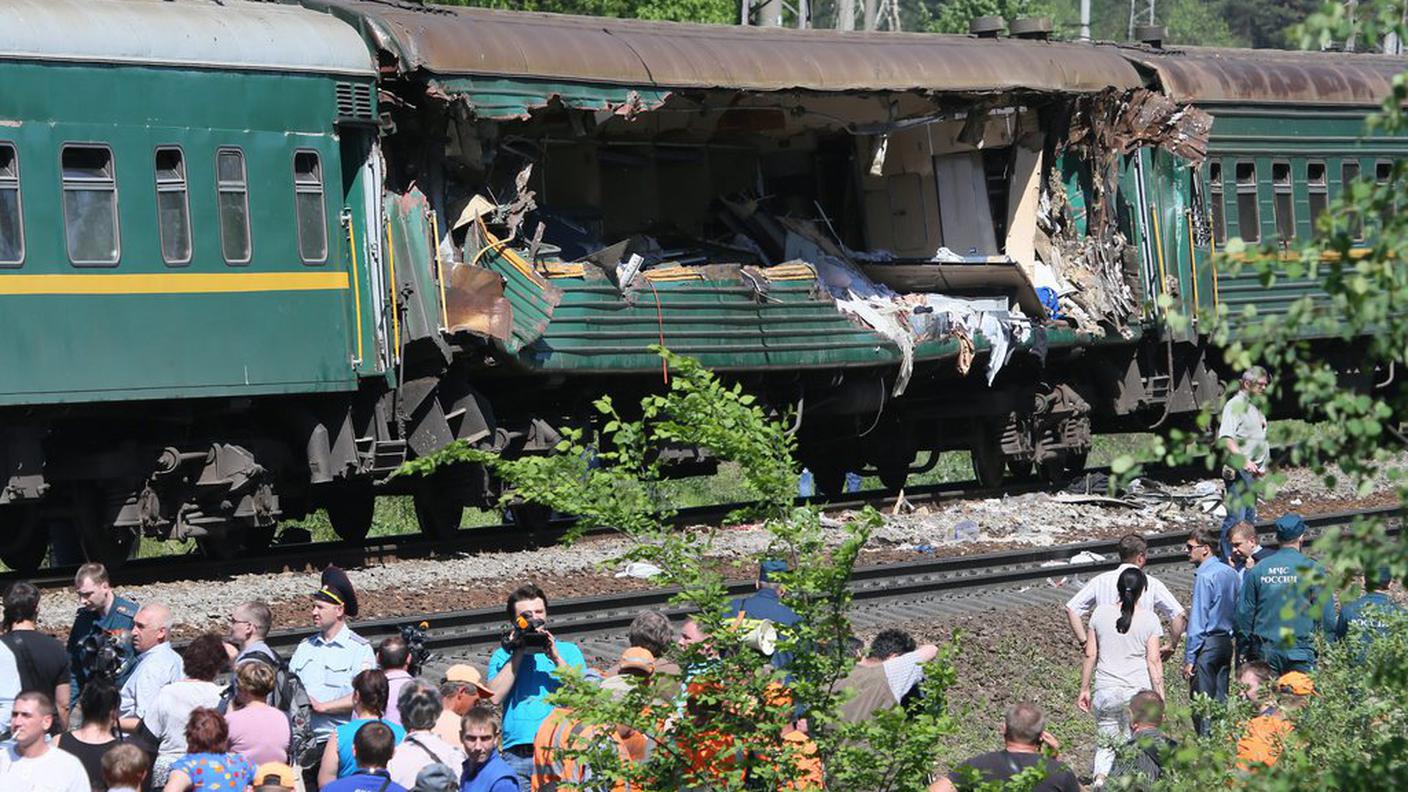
[262,504,1402,658]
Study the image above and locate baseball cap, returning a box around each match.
[443,664,493,698]
[759,558,790,582]
[1276,671,1315,696]
[1274,513,1308,542]
[619,647,656,676]
[253,762,296,790]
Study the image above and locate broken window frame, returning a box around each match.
[1207,159,1226,248]
[154,146,193,267]
[1306,160,1328,232]
[1234,160,1260,244]
[1271,160,1294,242]
[0,141,22,266]
[1342,160,1365,242]
[61,143,121,267]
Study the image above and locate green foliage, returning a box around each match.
[1163,0,1248,47]
[407,347,962,790]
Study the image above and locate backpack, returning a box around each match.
[220,648,319,770]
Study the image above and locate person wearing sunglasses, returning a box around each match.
[1182,527,1240,737]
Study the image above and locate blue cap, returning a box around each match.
[759,559,790,582]
[1274,513,1307,542]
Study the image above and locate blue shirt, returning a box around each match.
[1186,556,1240,664]
[1334,592,1402,645]
[335,718,407,777]
[460,750,519,792]
[728,588,800,626]
[290,624,376,739]
[322,769,408,792]
[119,641,184,720]
[486,640,586,749]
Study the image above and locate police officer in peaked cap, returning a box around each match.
[290,564,376,775]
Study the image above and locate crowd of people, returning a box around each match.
[0,368,1400,792]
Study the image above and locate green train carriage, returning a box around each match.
[0,0,402,567]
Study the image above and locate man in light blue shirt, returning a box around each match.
[0,639,18,731]
[291,566,376,744]
[1180,527,1239,737]
[486,583,586,788]
[117,603,184,732]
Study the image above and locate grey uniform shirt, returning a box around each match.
[1218,392,1269,470]
[290,624,375,740]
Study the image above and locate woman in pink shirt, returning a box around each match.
[223,660,291,766]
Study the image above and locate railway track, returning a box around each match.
[11,473,1066,589]
[261,504,1402,663]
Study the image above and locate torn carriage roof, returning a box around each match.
[302,0,1145,117]
[1116,44,1407,107]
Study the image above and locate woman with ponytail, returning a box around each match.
[1077,566,1165,785]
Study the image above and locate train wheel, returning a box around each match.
[65,487,138,568]
[809,464,848,497]
[1006,460,1036,480]
[970,429,1005,489]
[197,534,240,561]
[413,481,463,541]
[325,484,374,542]
[0,505,48,572]
[1065,450,1090,474]
[242,523,277,554]
[878,464,908,491]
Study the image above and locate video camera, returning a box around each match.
[501,614,550,653]
[79,630,129,683]
[398,621,435,676]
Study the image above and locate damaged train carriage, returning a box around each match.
[309,1,1215,500]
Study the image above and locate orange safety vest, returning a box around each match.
[1236,711,1294,770]
[531,708,641,792]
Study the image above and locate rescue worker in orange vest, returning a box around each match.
[679,680,821,790]
[531,648,656,791]
[1235,671,1314,770]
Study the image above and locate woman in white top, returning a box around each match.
[142,635,227,787]
[1077,566,1165,785]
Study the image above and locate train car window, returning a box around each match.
[155,147,192,265]
[1272,161,1294,241]
[1235,161,1259,243]
[1307,161,1328,230]
[1343,161,1364,241]
[1376,159,1396,224]
[61,145,120,265]
[1207,160,1226,247]
[293,151,327,264]
[217,148,252,264]
[0,143,22,265]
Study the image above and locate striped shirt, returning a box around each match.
[1065,563,1186,620]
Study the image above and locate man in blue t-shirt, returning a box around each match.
[486,583,586,786]
[321,721,409,792]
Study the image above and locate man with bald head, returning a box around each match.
[117,603,184,731]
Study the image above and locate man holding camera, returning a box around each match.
[66,563,139,697]
[487,583,586,786]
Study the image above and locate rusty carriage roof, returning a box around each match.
[301,0,1145,96]
[1117,45,1407,107]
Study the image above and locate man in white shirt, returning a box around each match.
[0,692,90,792]
[1065,534,1187,659]
[118,603,184,732]
[835,629,939,723]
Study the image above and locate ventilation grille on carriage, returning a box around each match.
[335,82,375,123]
